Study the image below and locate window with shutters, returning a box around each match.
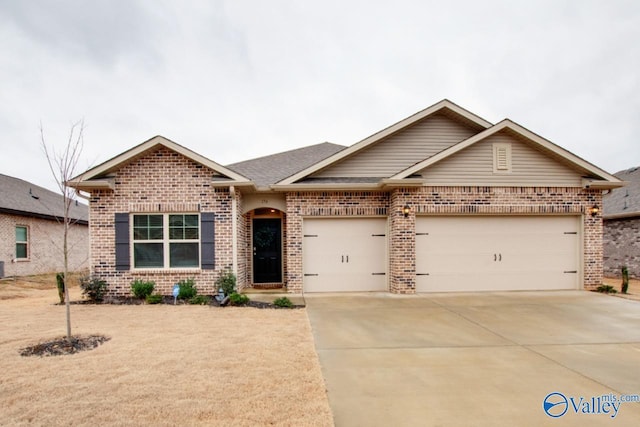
[132,214,200,269]
[493,143,512,173]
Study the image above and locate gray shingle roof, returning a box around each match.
[603,167,640,218]
[0,174,88,223]
[227,142,346,187]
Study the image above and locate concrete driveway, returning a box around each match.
[305,291,640,426]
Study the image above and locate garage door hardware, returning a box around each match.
[494,253,503,261]
[416,232,429,235]
[564,271,577,274]
[341,255,349,263]
[564,231,577,235]
[371,272,386,276]
[304,273,319,276]
[416,273,429,276]
[371,234,386,237]
[303,234,318,237]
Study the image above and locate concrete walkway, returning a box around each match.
[305,291,640,426]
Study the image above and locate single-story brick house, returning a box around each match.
[0,173,89,278]
[69,100,623,296]
[603,166,639,278]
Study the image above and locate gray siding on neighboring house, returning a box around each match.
[419,130,585,186]
[603,217,640,278]
[312,112,480,178]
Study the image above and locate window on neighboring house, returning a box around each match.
[132,214,200,269]
[15,226,28,259]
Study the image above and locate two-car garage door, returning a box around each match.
[416,216,580,292]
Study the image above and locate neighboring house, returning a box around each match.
[0,174,89,278]
[69,99,622,296]
[603,166,639,278]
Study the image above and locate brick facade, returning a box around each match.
[284,187,603,294]
[88,147,245,296]
[0,213,88,277]
[85,147,605,296]
[604,217,640,279]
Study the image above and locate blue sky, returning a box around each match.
[1,0,639,191]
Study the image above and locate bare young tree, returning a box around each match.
[41,120,85,341]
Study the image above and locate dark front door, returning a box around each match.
[253,218,282,283]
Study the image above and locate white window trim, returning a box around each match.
[130,213,201,271]
[15,225,29,261]
[493,142,512,173]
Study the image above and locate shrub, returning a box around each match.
[55,272,65,304]
[596,284,617,294]
[146,294,163,304]
[215,270,236,296]
[189,295,211,305]
[273,297,293,308]
[622,266,629,294]
[80,276,108,302]
[131,279,155,299]
[229,292,249,305]
[178,278,197,300]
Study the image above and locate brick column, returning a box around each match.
[389,189,416,294]
[285,193,303,292]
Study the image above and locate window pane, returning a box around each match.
[133,228,147,240]
[134,215,163,240]
[16,243,27,258]
[134,243,164,268]
[170,243,199,267]
[169,228,184,240]
[16,226,27,242]
[184,215,199,227]
[149,227,163,240]
[133,215,148,227]
[184,227,199,239]
[169,215,184,227]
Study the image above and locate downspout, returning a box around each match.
[230,185,238,277]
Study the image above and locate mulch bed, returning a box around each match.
[20,335,111,357]
[67,296,303,309]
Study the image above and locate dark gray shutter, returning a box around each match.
[115,213,130,271]
[200,213,215,270]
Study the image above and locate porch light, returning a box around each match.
[403,204,410,218]
[589,204,600,217]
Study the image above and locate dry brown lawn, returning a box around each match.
[0,277,333,426]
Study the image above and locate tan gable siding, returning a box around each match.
[312,112,480,178]
[418,130,584,186]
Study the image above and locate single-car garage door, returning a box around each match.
[416,216,580,292]
[303,218,387,292]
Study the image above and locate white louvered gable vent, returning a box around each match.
[493,143,512,173]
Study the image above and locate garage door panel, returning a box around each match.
[303,218,387,292]
[416,216,580,292]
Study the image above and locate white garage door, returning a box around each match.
[303,218,387,292]
[416,216,580,292]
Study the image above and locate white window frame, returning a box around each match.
[15,225,29,260]
[131,213,200,270]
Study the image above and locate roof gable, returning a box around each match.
[277,99,492,185]
[389,119,623,188]
[69,136,253,191]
